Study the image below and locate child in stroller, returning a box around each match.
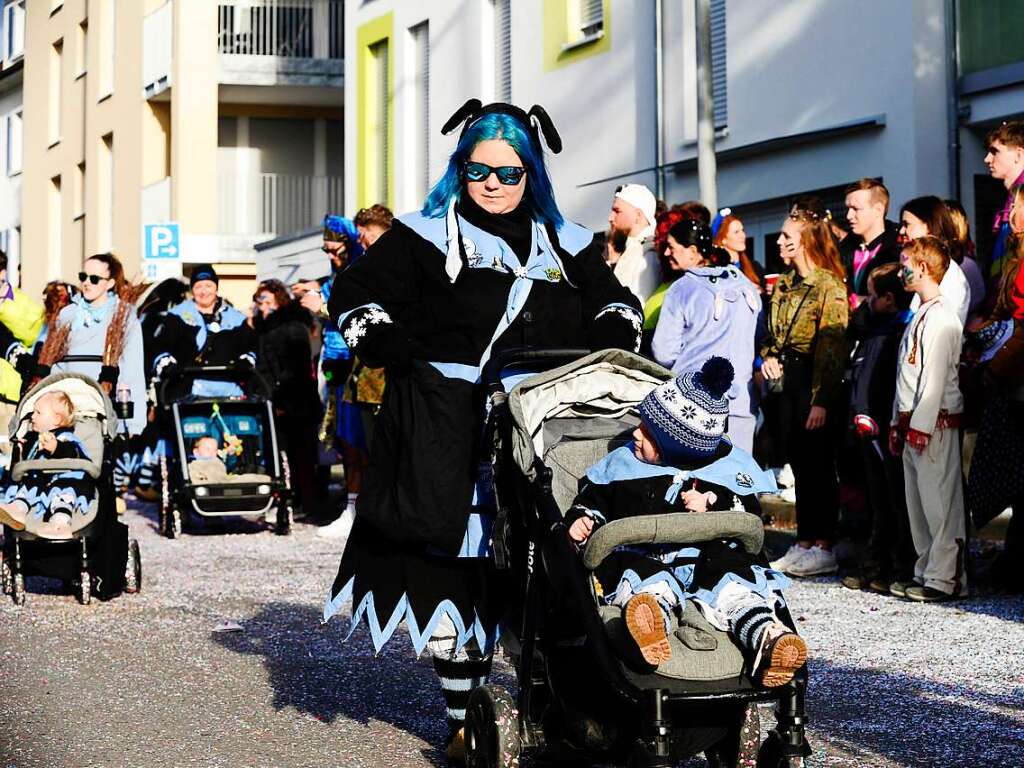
[0,391,94,538]
[1,372,142,606]
[565,357,807,687]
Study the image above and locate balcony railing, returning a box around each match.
[217,0,343,59]
[220,173,344,238]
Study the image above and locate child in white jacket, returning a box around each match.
[890,236,966,602]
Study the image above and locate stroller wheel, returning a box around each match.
[0,553,11,595]
[756,730,805,768]
[12,572,25,606]
[77,571,92,605]
[465,684,521,768]
[125,539,143,594]
[274,503,292,536]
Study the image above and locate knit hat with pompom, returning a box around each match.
[638,357,734,464]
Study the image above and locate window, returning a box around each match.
[99,134,114,252]
[75,20,87,76]
[577,0,603,39]
[98,0,115,98]
[74,162,86,218]
[710,0,727,129]
[409,21,430,204]
[958,0,1024,76]
[49,176,63,276]
[0,227,19,285]
[3,1,26,64]
[49,40,63,145]
[369,39,390,206]
[493,0,511,101]
[5,109,22,176]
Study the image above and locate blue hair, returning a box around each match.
[422,113,564,228]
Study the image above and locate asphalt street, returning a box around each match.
[1,501,1022,768]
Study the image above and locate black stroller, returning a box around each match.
[156,365,291,537]
[0,373,142,606]
[466,349,811,768]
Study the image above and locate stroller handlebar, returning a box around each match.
[481,348,590,392]
[158,364,273,404]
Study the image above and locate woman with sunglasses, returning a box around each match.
[47,253,146,436]
[321,99,641,760]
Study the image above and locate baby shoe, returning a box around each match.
[755,623,807,688]
[624,593,672,666]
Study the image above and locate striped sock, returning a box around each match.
[432,654,493,733]
[733,605,774,654]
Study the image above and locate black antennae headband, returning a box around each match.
[441,99,563,154]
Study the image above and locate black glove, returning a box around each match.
[355,324,418,373]
[234,356,255,372]
[34,362,52,381]
[322,357,353,385]
[158,361,180,382]
[98,365,120,386]
[14,352,37,379]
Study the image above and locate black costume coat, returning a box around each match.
[323,198,642,652]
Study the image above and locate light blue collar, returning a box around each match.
[585,445,778,502]
[71,293,116,330]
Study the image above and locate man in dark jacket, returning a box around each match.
[842,179,901,307]
[842,262,916,595]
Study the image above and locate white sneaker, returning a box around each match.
[770,544,809,572]
[779,487,797,504]
[774,464,795,489]
[316,508,354,540]
[788,545,838,577]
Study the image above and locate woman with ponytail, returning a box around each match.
[651,219,762,452]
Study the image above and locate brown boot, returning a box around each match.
[624,593,672,666]
[756,624,807,688]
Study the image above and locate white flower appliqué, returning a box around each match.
[342,306,394,349]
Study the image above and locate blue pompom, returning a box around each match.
[698,356,734,400]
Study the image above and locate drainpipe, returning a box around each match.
[945,0,961,200]
[653,0,665,201]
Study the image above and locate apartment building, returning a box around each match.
[0,0,25,282]
[20,0,343,306]
[346,0,1024,273]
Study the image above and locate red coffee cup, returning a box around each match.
[764,273,780,293]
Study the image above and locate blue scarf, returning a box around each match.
[585,444,778,502]
[70,293,116,330]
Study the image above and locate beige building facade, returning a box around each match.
[21,0,343,308]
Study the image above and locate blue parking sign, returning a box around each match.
[142,223,182,280]
[145,223,180,259]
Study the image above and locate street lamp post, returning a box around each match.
[695,0,717,213]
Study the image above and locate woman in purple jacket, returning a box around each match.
[651,219,762,452]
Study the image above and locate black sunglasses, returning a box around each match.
[463,161,526,185]
[78,272,108,285]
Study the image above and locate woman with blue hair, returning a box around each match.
[322,99,642,760]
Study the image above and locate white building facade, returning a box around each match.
[0,0,24,282]
[344,0,1024,273]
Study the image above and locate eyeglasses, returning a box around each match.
[463,161,526,185]
[321,243,347,254]
[78,272,107,285]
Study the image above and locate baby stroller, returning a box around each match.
[156,364,291,537]
[0,373,142,606]
[468,349,811,768]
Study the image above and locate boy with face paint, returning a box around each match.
[890,237,966,602]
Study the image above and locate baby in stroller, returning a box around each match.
[0,391,94,537]
[566,357,807,688]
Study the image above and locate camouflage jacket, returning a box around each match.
[761,267,849,406]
